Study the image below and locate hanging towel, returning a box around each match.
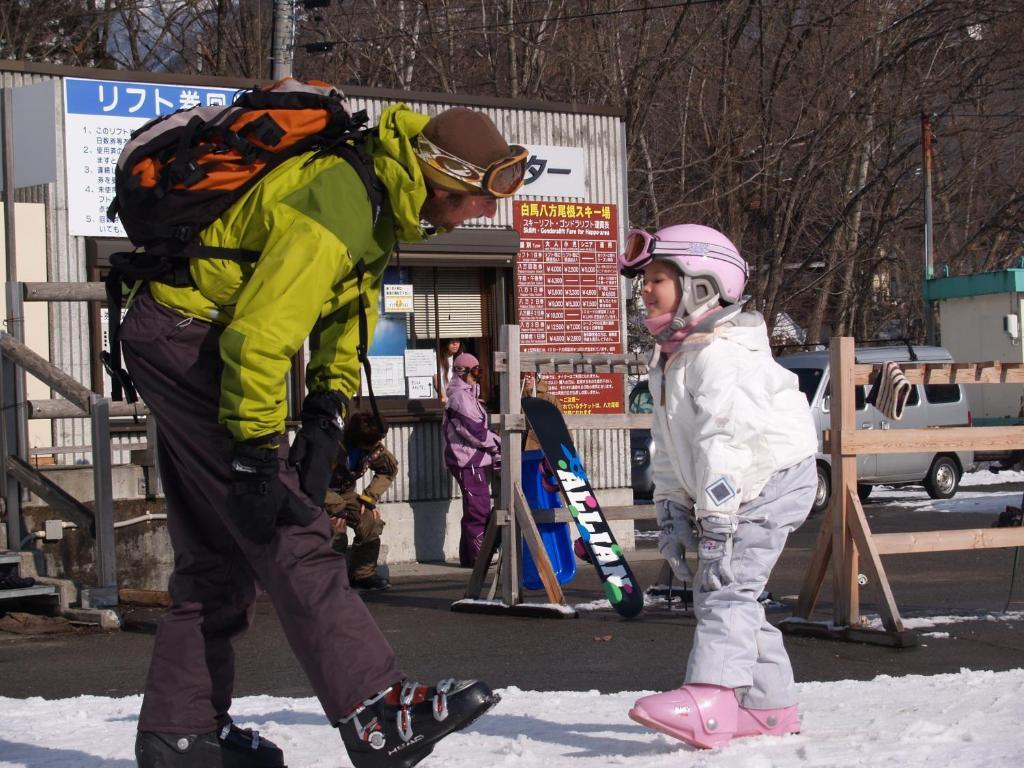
[865,360,912,420]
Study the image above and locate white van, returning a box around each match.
[777,345,974,514]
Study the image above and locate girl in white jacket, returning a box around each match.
[620,223,818,750]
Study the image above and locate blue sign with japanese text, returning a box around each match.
[64,78,240,119]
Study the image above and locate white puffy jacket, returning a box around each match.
[649,311,817,519]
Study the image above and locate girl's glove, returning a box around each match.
[656,500,697,583]
[697,513,739,591]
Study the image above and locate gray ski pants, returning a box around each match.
[121,291,402,733]
[685,457,816,709]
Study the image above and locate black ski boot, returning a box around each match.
[350,573,392,591]
[135,722,285,767]
[338,678,499,768]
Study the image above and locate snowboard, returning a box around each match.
[521,396,644,618]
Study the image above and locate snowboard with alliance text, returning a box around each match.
[522,396,643,618]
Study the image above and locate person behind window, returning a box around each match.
[434,338,463,403]
[520,371,560,452]
[324,412,399,592]
[443,352,502,567]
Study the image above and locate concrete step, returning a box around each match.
[0,584,57,602]
[0,552,21,566]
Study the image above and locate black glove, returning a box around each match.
[288,390,347,506]
[227,442,313,544]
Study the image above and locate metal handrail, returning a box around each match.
[0,332,94,413]
[0,302,118,608]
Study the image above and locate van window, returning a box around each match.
[824,382,868,411]
[925,384,961,404]
[789,368,825,405]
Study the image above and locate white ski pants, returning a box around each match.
[685,457,816,709]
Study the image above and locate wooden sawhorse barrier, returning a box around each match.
[781,336,1024,647]
[450,325,651,619]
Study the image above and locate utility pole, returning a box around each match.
[921,111,936,345]
[271,0,297,80]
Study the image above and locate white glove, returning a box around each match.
[698,513,738,591]
[656,500,697,583]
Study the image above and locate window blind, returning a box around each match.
[411,267,484,339]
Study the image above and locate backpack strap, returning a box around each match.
[100,264,139,404]
[305,117,385,226]
[335,139,386,226]
[353,258,385,436]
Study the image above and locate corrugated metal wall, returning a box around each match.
[1,69,93,462]
[1,66,630,491]
[376,422,626,503]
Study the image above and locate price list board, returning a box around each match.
[513,202,625,414]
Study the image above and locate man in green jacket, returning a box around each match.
[123,101,526,768]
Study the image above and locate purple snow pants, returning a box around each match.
[121,291,402,734]
[452,466,493,567]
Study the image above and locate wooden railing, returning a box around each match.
[784,337,1024,647]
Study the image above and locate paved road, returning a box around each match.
[2,483,1023,702]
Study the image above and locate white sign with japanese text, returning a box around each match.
[407,376,435,399]
[383,284,414,313]
[360,356,406,397]
[404,348,437,378]
[62,78,241,237]
[517,144,586,199]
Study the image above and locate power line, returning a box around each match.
[302,0,730,51]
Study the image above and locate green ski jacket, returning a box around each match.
[149,104,432,442]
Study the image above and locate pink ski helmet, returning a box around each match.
[617,223,748,304]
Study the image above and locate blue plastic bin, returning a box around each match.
[520,449,577,589]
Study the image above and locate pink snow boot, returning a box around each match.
[736,703,801,738]
[628,684,739,749]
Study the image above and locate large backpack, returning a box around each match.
[103,78,386,424]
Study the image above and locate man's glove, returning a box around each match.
[697,513,739,591]
[656,500,697,583]
[227,442,313,544]
[288,390,347,506]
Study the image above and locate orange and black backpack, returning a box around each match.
[103,78,385,403]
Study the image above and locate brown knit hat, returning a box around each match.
[416,108,514,194]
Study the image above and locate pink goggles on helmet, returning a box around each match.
[617,227,745,279]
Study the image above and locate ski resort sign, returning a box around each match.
[514,201,625,414]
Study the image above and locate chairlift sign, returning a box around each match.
[62,77,240,238]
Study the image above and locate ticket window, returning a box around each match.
[366,264,507,417]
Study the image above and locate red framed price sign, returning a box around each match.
[514,202,625,414]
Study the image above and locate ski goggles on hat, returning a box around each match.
[415,133,528,198]
[618,228,744,277]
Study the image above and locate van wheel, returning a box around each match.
[812,463,831,514]
[857,484,873,503]
[925,456,960,499]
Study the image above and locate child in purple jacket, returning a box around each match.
[443,353,502,566]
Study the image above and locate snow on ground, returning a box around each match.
[5,474,1021,767]
[960,469,1024,487]
[2,668,1024,767]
